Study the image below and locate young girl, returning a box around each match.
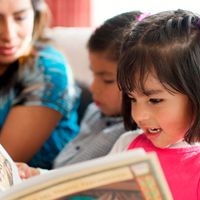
[112,9,200,200]
[0,0,80,169]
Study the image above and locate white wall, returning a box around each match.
[91,0,200,26]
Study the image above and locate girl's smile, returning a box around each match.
[143,128,162,141]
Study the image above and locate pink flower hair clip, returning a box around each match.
[136,13,151,22]
[197,18,200,28]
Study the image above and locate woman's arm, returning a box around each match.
[0,106,62,162]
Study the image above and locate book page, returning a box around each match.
[0,149,173,200]
[0,145,21,191]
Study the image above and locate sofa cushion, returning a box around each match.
[47,27,93,85]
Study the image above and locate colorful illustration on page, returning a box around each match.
[0,151,13,191]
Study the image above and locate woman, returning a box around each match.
[0,0,80,169]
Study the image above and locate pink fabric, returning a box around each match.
[128,134,200,200]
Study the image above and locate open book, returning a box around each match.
[0,145,173,200]
[0,145,21,191]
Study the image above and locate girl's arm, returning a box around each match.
[0,106,62,162]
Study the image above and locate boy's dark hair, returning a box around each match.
[87,11,142,61]
[117,9,200,143]
[87,11,142,130]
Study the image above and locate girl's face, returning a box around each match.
[129,73,194,148]
[0,0,34,67]
[89,51,122,116]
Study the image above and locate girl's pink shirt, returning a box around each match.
[128,134,200,200]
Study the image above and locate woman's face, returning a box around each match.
[0,0,34,66]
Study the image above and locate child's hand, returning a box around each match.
[16,162,40,179]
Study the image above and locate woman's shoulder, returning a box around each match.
[34,45,73,82]
[37,45,66,63]
[18,44,78,102]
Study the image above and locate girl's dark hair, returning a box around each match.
[87,11,142,61]
[117,9,200,143]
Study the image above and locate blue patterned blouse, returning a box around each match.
[0,45,80,169]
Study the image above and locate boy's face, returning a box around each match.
[128,73,194,148]
[89,52,122,116]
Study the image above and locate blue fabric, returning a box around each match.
[0,45,80,169]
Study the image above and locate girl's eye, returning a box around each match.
[149,98,163,104]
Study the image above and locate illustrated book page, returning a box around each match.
[0,145,21,191]
[0,148,173,200]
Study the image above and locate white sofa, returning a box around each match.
[47,27,94,122]
[47,27,93,85]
